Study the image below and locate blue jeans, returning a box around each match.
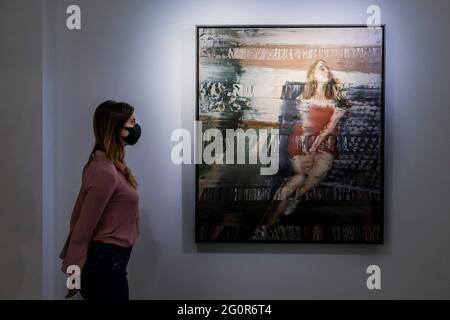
[80,241,132,300]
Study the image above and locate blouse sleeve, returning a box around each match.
[61,167,118,273]
[58,183,84,261]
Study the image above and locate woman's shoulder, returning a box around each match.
[83,157,121,181]
[299,97,335,107]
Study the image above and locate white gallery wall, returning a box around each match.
[1,0,450,299]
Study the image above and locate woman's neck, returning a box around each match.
[313,83,327,100]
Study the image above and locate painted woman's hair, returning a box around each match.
[302,59,349,109]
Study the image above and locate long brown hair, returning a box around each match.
[87,100,139,189]
[302,59,349,109]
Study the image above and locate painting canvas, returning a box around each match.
[196,25,384,243]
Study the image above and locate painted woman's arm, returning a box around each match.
[321,107,346,135]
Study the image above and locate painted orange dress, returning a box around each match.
[288,99,339,157]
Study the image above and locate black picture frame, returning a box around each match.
[195,25,385,244]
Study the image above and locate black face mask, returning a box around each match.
[122,123,142,145]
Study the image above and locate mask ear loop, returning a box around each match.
[121,125,132,135]
[120,126,130,143]
[122,124,135,131]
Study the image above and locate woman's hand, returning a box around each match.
[65,288,79,298]
[309,133,328,152]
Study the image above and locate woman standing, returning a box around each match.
[257,60,349,234]
[59,100,142,300]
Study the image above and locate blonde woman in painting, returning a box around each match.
[257,59,350,236]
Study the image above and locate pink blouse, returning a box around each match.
[59,150,140,273]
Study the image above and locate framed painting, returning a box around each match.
[195,25,384,243]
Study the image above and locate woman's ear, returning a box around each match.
[120,128,129,138]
